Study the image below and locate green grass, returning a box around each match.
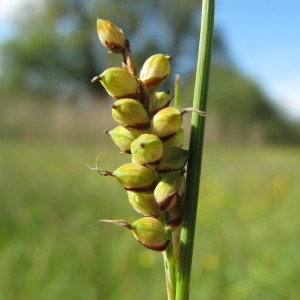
[0,97,300,300]
[1,137,299,299]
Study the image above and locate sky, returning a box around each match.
[215,0,300,120]
[1,0,300,120]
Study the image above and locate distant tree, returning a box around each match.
[1,1,98,99]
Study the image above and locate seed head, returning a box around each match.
[96,19,128,53]
[127,191,161,217]
[166,200,183,230]
[158,147,189,173]
[148,90,172,116]
[150,107,183,138]
[154,172,185,211]
[130,134,164,166]
[106,126,139,153]
[113,163,156,192]
[92,67,140,99]
[162,128,184,149]
[139,54,171,91]
[112,99,150,131]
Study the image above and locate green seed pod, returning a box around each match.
[150,107,183,138]
[130,134,164,167]
[92,67,140,99]
[158,147,189,173]
[162,128,184,149]
[166,199,183,230]
[106,126,139,153]
[96,19,128,53]
[131,217,169,251]
[127,191,161,217]
[112,99,150,131]
[148,90,172,116]
[154,172,185,211]
[139,54,171,91]
[113,163,156,192]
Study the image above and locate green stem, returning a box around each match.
[174,74,180,109]
[175,1,215,299]
[163,214,177,299]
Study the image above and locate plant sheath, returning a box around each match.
[175,0,215,299]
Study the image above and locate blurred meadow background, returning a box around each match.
[1,0,300,299]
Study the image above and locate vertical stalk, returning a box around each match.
[175,0,215,299]
[163,213,177,300]
[174,74,180,109]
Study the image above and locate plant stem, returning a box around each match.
[175,0,215,299]
[174,74,180,109]
[163,213,177,300]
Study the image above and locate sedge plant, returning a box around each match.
[89,1,215,299]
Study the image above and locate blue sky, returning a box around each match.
[1,0,299,120]
[215,0,300,120]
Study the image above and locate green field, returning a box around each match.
[1,137,299,300]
